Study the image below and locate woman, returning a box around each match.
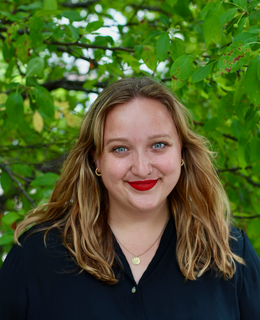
[0,77,259,319]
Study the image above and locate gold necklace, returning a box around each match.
[114,218,168,265]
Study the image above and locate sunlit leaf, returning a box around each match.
[156,32,170,61]
[33,110,44,133]
[26,57,44,77]
[5,92,24,124]
[31,173,60,187]
[245,55,260,106]
[219,8,238,25]
[217,43,251,75]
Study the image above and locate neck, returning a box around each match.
[108,201,170,242]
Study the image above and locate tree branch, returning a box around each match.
[45,40,134,53]
[62,0,99,8]
[238,173,260,187]
[41,79,108,92]
[56,46,98,67]
[222,134,238,142]
[0,163,36,208]
[130,4,170,15]
[233,214,260,219]
[217,166,251,173]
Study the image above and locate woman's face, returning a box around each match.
[95,97,182,214]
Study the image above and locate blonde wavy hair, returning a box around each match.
[15,77,244,284]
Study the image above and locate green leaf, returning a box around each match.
[170,54,193,89]
[159,14,170,26]
[34,86,54,118]
[248,26,260,34]
[244,107,259,132]
[2,212,20,225]
[5,92,24,124]
[26,57,44,77]
[146,31,164,41]
[43,0,58,10]
[245,55,260,106]
[219,8,238,25]
[0,171,12,193]
[31,172,60,187]
[156,32,170,61]
[217,93,234,122]
[142,46,157,71]
[217,43,250,75]
[257,57,260,80]
[191,62,215,83]
[2,42,15,62]
[0,231,14,245]
[68,25,80,40]
[19,2,42,11]
[233,0,247,9]
[237,142,247,169]
[199,2,215,20]
[234,32,257,45]
[29,16,44,33]
[250,137,260,163]
[170,38,185,60]
[86,21,103,33]
[16,34,32,63]
[61,11,83,22]
[234,74,246,103]
[249,10,260,26]
[166,0,177,6]
[231,119,244,139]
[203,2,224,46]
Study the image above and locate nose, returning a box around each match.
[131,151,152,177]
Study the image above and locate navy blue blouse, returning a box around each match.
[0,216,260,320]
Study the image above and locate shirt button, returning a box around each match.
[131,286,136,293]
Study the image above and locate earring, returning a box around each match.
[95,168,101,176]
[181,159,185,167]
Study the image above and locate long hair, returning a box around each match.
[14,77,244,283]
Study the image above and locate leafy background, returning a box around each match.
[1,0,260,265]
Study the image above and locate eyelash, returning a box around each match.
[112,142,168,153]
[152,142,167,149]
[113,147,127,153]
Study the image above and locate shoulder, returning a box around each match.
[16,223,76,276]
[229,225,260,264]
[229,225,245,257]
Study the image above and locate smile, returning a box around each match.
[127,180,158,191]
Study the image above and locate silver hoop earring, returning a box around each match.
[95,168,101,176]
[181,159,185,167]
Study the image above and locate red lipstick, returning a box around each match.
[127,180,158,191]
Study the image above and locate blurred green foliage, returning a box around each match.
[1,0,260,265]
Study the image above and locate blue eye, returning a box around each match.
[114,147,127,153]
[153,143,165,149]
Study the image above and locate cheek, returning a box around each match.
[156,155,181,175]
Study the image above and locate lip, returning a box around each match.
[127,180,158,191]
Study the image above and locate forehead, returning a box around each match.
[103,98,178,141]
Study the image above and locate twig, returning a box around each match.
[12,172,32,183]
[45,40,134,53]
[217,166,251,173]
[233,214,260,219]
[130,4,170,15]
[0,162,36,208]
[62,0,99,8]
[222,134,238,142]
[238,173,260,187]
[57,46,98,67]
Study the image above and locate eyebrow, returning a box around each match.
[105,134,173,146]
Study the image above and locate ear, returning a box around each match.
[90,148,100,169]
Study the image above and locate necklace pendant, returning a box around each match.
[132,256,141,265]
